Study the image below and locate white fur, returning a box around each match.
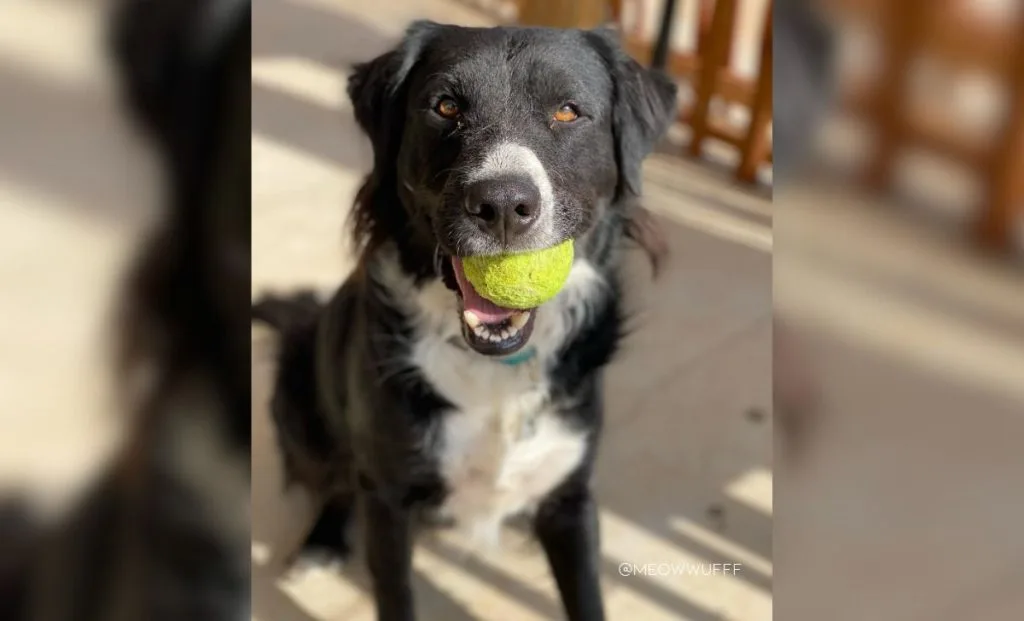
[467,142,556,237]
[372,248,606,544]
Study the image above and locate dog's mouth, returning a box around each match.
[441,257,538,357]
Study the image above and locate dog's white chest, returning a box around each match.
[374,254,601,542]
[434,388,586,541]
[406,283,587,541]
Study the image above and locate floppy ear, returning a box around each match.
[346,21,439,251]
[347,21,439,169]
[585,28,678,198]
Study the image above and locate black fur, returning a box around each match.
[254,22,675,621]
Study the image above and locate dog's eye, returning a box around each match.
[553,104,579,123]
[435,98,461,119]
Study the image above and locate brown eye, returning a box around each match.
[553,104,579,123]
[435,98,460,119]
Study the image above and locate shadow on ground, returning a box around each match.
[0,59,157,225]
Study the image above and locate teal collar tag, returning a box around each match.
[499,347,537,367]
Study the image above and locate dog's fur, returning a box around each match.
[254,22,676,621]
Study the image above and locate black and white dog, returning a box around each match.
[254,21,676,621]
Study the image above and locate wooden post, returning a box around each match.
[608,0,624,25]
[975,17,1024,252]
[689,0,738,158]
[863,0,927,192]
[517,0,609,29]
[697,0,732,66]
[737,0,772,183]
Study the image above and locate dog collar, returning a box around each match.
[499,347,537,367]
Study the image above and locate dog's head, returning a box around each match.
[349,22,676,356]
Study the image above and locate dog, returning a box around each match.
[253,21,676,621]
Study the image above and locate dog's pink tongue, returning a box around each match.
[452,258,516,324]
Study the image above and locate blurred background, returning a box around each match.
[774,0,1024,620]
[251,1,771,620]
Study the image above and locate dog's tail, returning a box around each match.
[251,290,323,334]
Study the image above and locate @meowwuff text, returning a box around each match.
[618,562,743,577]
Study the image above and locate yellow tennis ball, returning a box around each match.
[463,240,574,309]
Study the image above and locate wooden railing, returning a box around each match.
[517,0,775,184]
[611,0,774,183]
[496,0,1023,250]
[829,0,1024,251]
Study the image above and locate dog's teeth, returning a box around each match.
[463,310,481,328]
[473,324,486,337]
[511,311,530,329]
[500,330,511,340]
[507,325,519,337]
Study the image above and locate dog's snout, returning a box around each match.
[465,177,540,242]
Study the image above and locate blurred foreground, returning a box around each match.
[1,1,251,620]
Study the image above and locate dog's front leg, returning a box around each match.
[363,490,415,621]
[535,484,605,621]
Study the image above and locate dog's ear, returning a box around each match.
[585,27,677,198]
[347,21,439,166]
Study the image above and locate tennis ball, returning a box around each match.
[463,240,574,309]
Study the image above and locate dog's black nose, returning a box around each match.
[464,177,541,242]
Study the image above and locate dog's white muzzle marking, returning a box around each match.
[467,142,556,237]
